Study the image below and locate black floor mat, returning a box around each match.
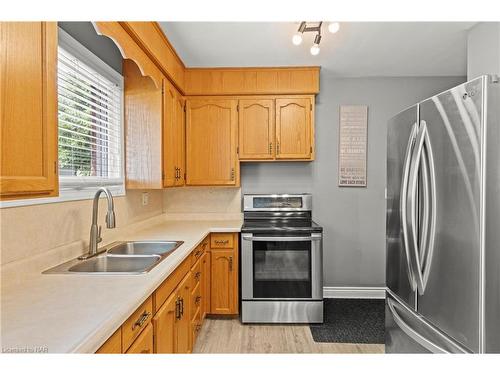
[310,298,385,344]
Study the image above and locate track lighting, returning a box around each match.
[291,21,339,56]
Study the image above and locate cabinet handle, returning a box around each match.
[194,249,202,258]
[229,256,233,272]
[180,298,184,317]
[277,142,280,155]
[215,239,229,245]
[269,142,272,154]
[175,298,181,320]
[133,311,151,330]
[230,168,235,181]
[195,271,202,281]
[195,295,202,305]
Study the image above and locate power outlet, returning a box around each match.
[142,192,149,206]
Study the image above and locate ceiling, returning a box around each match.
[159,22,475,77]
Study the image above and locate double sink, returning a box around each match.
[43,241,184,275]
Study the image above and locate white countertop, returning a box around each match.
[0,217,242,353]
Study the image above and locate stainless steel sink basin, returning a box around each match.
[67,255,161,274]
[42,240,184,275]
[106,241,183,257]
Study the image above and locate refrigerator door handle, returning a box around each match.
[400,122,419,290]
[387,297,448,353]
[420,121,437,291]
[406,121,427,294]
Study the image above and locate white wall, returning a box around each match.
[467,22,500,80]
[241,74,466,288]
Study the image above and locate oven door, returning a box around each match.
[241,233,323,300]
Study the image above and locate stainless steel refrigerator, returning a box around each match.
[385,75,500,353]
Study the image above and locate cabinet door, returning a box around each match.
[174,92,185,186]
[175,273,192,353]
[275,98,312,159]
[123,59,163,189]
[185,99,238,186]
[125,323,154,354]
[162,80,185,187]
[211,248,238,314]
[238,99,274,160]
[152,292,176,353]
[201,251,211,318]
[96,328,122,354]
[162,79,177,187]
[0,22,58,199]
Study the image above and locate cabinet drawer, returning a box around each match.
[96,328,122,354]
[210,233,234,249]
[154,257,190,313]
[190,257,202,288]
[125,323,153,354]
[190,238,208,265]
[190,282,202,320]
[122,296,153,352]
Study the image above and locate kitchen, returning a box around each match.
[1,0,500,373]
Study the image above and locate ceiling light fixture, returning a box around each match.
[292,21,307,45]
[292,21,340,56]
[310,33,321,56]
[328,22,340,34]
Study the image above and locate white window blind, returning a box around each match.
[57,29,124,198]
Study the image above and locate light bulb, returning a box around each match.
[310,43,320,56]
[292,33,303,46]
[328,22,340,34]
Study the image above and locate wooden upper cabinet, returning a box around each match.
[275,97,313,160]
[238,99,275,160]
[123,59,163,189]
[0,22,58,200]
[185,99,239,186]
[162,79,185,187]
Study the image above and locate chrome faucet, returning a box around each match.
[79,187,116,260]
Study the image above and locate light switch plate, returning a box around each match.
[142,192,149,206]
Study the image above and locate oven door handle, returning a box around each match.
[242,234,322,242]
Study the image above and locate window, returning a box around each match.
[57,28,124,199]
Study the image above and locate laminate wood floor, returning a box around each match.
[193,318,385,354]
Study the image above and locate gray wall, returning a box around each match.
[467,22,500,80]
[241,74,465,288]
[58,22,123,74]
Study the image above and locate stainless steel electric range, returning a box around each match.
[241,193,324,323]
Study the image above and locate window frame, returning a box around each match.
[0,27,125,208]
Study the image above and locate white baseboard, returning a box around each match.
[323,286,386,299]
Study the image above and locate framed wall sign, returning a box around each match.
[338,105,368,187]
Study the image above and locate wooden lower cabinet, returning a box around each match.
[152,272,191,353]
[201,251,211,318]
[152,292,176,353]
[210,234,239,315]
[175,273,192,353]
[95,233,238,354]
[96,328,122,354]
[126,323,154,354]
